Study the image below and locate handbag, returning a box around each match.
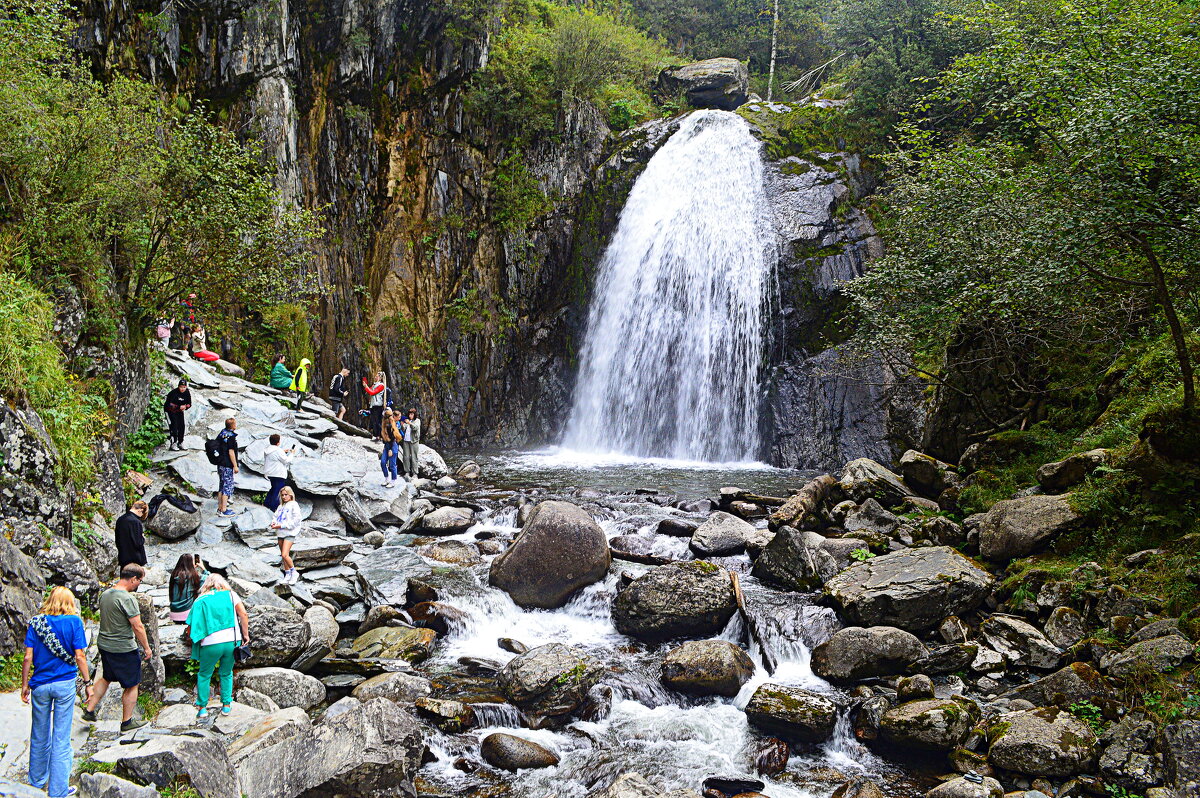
[230,592,252,663]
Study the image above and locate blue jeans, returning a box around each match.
[29,679,75,798]
[380,442,398,480]
[265,477,287,511]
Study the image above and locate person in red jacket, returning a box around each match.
[362,372,386,439]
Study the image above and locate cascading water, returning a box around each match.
[563,110,776,463]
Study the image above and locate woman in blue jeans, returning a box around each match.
[20,587,91,798]
[379,409,400,487]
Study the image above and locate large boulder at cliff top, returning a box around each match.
[481,733,560,771]
[0,533,45,656]
[612,561,737,642]
[744,683,839,743]
[660,639,755,697]
[880,697,979,752]
[752,527,859,591]
[90,734,239,798]
[987,707,1098,777]
[812,626,927,682]
[689,511,762,557]
[498,643,600,718]
[231,697,424,798]
[490,500,610,608]
[145,501,202,540]
[824,546,994,631]
[978,493,1081,561]
[657,57,749,110]
[839,458,916,506]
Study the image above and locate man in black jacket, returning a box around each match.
[163,379,192,451]
[114,500,149,568]
[329,367,349,420]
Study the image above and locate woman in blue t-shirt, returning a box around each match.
[20,586,90,798]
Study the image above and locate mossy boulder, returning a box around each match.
[612,560,736,642]
[660,639,755,697]
[987,707,1098,777]
[745,683,839,743]
[350,626,437,663]
[879,697,980,752]
[497,643,600,720]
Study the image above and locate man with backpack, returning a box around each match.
[205,418,239,517]
[329,367,349,419]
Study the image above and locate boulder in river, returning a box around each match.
[352,671,433,704]
[612,561,737,642]
[356,544,431,608]
[351,626,437,663]
[744,683,839,743]
[480,732,560,770]
[689,511,759,557]
[489,500,611,609]
[978,493,1081,562]
[420,505,475,534]
[824,546,994,631]
[839,458,915,506]
[987,707,1098,777]
[660,639,755,697]
[812,626,927,682]
[880,697,979,752]
[498,643,600,719]
[657,57,749,110]
[752,527,859,591]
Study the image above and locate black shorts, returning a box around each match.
[332,399,343,412]
[99,648,142,688]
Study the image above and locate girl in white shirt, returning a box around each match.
[269,486,303,585]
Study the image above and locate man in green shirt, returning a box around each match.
[81,563,152,732]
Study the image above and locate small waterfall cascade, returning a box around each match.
[563,110,776,463]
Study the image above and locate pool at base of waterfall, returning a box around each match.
[407,452,931,798]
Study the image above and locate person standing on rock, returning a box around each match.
[362,371,387,439]
[114,500,149,569]
[380,409,401,487]
[291,357,311,413]
[82,564,150,733]
[268,353,293,391]
[270,485,302,585]
[262,433,294,511]
[329,366,350,419]
[186,575,249,719]
[163,379,192,451]
[20,586,90,798]
[169,553,208,623]
[215,418,239,517]
[401,407,422,480]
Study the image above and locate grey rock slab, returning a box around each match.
[236,667,326,710]
[689,511,759,557]
[168,454,270,496]
[987,707,1098,777]
[78,772,161,798]
[289,459,355,496]
[356,545,432,608]
[89,733,238,798]
[290,536,353,570]
[981,615,1063,670]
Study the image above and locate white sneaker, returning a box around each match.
[287,569,299,585]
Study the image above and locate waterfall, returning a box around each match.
[564,110,776,463]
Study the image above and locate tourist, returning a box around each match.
[186,575,249,719]
[291,357,311,413]
[114,500,148,568]
[163,379,192,451]
[20,586,90,798]
[82,564,151,733]
[362,371,386,439]
[262,433,294,511]
[401,407,422,480]
[215,418,239,517]
[268,353,293,390]
[269,485,302,585]
[190,324,207,355]
[168,553,207,623]
[155,318,172,349]
[329,366,350,419]
[380,409,400,487]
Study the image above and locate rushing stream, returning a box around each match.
[412,453,913,798]
[564,110,777,463]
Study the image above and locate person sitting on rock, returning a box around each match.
[185,575,249,720]
[269,485,302,585]
[114,500,149,569]
[268,353,293,391]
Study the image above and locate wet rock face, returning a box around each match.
[0,532,46,656]
[660,639,755,697]
[0,405,72,537]
[812,626,927,682]
[744,683,839,743]
[489,500,611,609]
[497,643,600,719]
[612,561,738,642]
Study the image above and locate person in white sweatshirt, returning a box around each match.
[261,434,294,511]
[269,486,303,585]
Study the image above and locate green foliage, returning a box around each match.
[467,1,671,141]
[850,547,875,562]
[158,783,203,798]
[1069,701,1105,734]
[0,651,21,691]
[1105,786,1142,798]
[0,269,111,487]
[74,760,116,775]
[138,693,163,720]
[445,288,517,341]
[489,154,552,234]
[124,389,167,474]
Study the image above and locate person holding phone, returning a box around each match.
[261,433,295,511]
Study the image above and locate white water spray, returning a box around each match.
[564,110,776,463]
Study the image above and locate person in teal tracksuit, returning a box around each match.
[268,354,293,390]
[186,575,249,719]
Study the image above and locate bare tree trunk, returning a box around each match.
[1140,235,1195,411]
[766,0,779,101]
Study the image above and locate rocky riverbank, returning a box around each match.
[1,351,1197,798]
